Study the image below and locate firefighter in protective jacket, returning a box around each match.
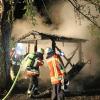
[45,47,65,100]
[22,48,44,96]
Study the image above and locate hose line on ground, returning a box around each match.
[2,64,22,100]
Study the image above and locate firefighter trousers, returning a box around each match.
[52,83,65,100]
[28,76,38,94]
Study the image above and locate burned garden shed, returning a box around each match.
[16,30,88,81]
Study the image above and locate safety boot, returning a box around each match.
[27,90,32,98]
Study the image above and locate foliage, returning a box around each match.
[6,0,36,25]
[24,0,36,25]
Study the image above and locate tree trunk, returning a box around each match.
[0,43,6,88]
[1,22,11,87]
[0,0,11,88]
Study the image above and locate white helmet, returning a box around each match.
[45,47,54,54]
[37,48,44,54]
[11,48,15,51]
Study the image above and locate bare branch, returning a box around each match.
[84,0,100,7]
[65,0,100,29]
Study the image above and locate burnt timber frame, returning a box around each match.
[16,30,87,43]
[16,30,87,62]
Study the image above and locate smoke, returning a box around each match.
[51,2,90,38]
[12,1,91,39]
[11,0,100,92]
[12,19,33,38]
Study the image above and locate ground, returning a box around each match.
[1,77,100,100]
[7,94,100,100]
[2,84,100,100]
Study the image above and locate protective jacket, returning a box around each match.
[46,54,65,84]
[21,53,43,77]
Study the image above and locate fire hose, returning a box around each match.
[2,64,22,100]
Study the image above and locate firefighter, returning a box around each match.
[22,48,44,96]
[10,48,21,80]
[45,47,65,100]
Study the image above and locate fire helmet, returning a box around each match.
[37,48,44,54]
[45,47,54,54]
[11,48,15,51]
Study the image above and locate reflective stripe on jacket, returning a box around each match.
[26,58,43,75]
[21,53,35,68]
[46,54,65,84]
[21,53,43,75]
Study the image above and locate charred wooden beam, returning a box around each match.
[34,40,37,53]
[16,30,87,43]
[51,39,56,53]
